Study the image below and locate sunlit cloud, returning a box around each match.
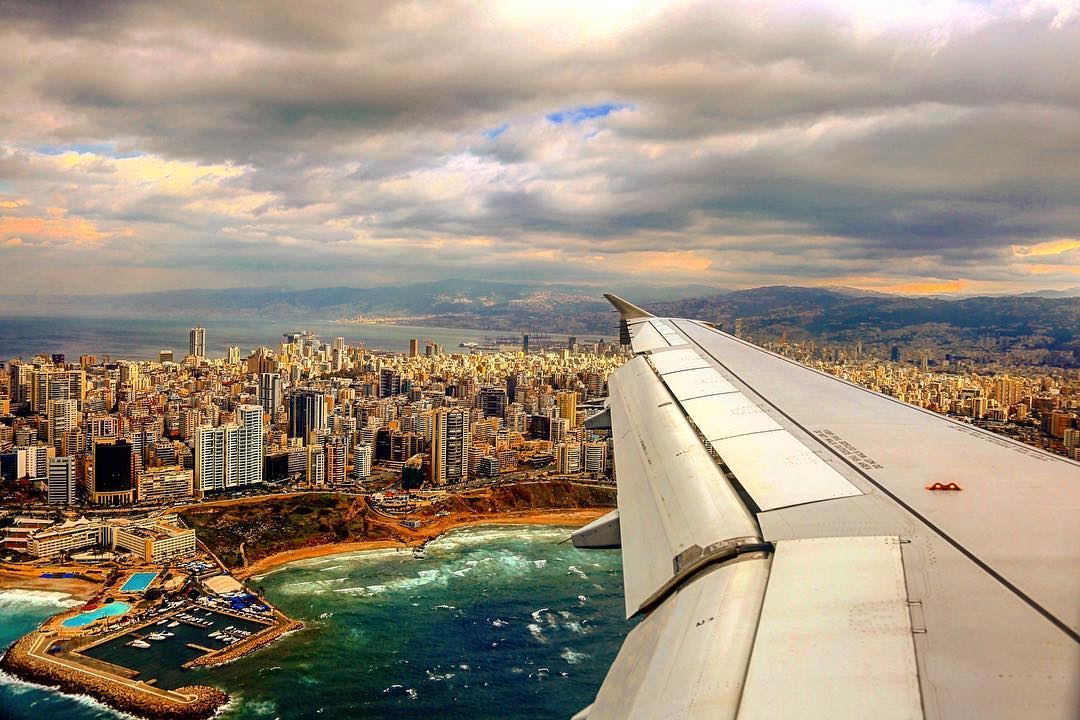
[1012,238,1080,257]
[0,208,128,247]
[0,0,1077,294]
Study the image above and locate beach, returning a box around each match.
[0,567,100,600]
[235,507,608,580]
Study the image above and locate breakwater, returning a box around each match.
[186,617,304,668]
[1,633,228,720]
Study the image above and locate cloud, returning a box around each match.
[0,206,126,247]
[0,1,1078,294]
[1012,238,1080,257]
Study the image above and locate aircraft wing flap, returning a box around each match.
[737,536,922,720]
[607,357,760,617]
[584,558,770,720]
[712,430,862,511]
[626,321,669,353]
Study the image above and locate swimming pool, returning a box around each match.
[120,572,159,593]
[61,601,132,628]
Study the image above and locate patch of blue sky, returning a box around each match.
[32,142,143,158]
[545,102,632,125]
[483,123,510,139]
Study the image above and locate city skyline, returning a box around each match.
[2,1,1079,296]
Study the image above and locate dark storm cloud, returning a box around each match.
[1,1,1079,294]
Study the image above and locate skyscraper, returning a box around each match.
[432,408,468,485]
[47,398,79,453]
[409,338,419,357]
[231,404,264,488]
[194,404,263,493]
[30,367,85,414]
[353,443,373,480]
[379,368,402,398]
[47,456,75,505]
[556,390,577,428]
[189,327,206,358]
[479,387,507,418]
[259,372,282,415]
[92,439,134,505]
[325,437,346,486]
[287,389,327,443]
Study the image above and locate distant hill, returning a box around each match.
[638,287,1080,366]
[2,280,1077,365]
[0,279,721,322]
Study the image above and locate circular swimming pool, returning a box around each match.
[61,601,133,628]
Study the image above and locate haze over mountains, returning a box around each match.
[2,280,1077,365]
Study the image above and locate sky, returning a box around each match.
[1,0,1079,296]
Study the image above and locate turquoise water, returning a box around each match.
[60,602,133,628]
[1,525,630,719]
[119,572,158,593]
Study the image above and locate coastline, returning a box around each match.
[236,507,608,580]
[0,569,99,600]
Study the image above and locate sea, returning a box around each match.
[0,525,630,720]
[0,316,510,362]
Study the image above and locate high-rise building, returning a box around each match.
[556,442,582,474]
[306,444,326,486]
[194,426,225,493]
[92,439,134,505]
[47,399,79,453]
[409,338,419,357]
[259,372,282,415]
[479,387,507,418]
[379,368,402,398]
[432,408,468,485]
[556,390,577,428]
[227,346,241,365]
[353,443,373,480]
[189,327,206,358]
[287,390,327,442]
[30,367,85,413]
[231,405,264,488]
[325,438,346,486]
[583,441,608,474]
[194,404,263,493]
[159,349,174,364]
[47,456,75,505]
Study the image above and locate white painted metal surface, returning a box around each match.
[607,358,759,616]
[651,320,687,346]
[586,559,770,720]
[660,367,738,402]
[712,429,861,510]
[682,393,781,441]
[738,536,922,720]
[675,318,1080,632]
[649,347,710,375]
[572,509,621,549]
[628,322,669,354]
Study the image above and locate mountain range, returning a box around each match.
[2,280,1077,365]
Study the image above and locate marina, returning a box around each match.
[77,607,270,690]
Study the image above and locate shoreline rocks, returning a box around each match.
[187,618,304,668]
[1,634,228,720]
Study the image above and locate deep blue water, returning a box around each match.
[0,315,495,361]
[0,525,629,719]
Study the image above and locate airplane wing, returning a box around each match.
[572,295,1080,720]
